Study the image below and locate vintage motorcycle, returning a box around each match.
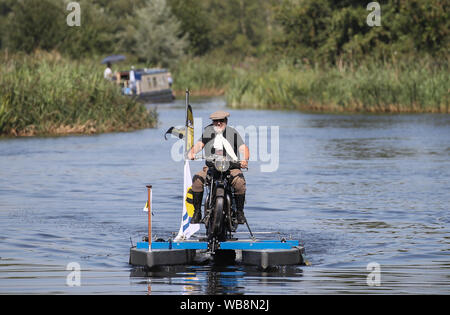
[202,154,247,253]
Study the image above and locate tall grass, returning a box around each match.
[226,59,449,113]
[172,57,236,96]
[0,51,158,136]
[174,57,449,113]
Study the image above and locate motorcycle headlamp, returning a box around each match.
[214,159,230,172]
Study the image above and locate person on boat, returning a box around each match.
[187,111,250,224]
[104,62,113,80]
[129,66,136,94]
[168,72,173,87]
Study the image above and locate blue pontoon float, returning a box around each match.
[129,237,305,270]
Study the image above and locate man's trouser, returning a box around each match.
[192,167,246,195]
[190,166,246,224]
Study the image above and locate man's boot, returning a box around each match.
[235,194,246,224]
[190,191,203,224]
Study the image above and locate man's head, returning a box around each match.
[210,111,229,133]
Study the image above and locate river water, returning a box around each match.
[0,97,449,295]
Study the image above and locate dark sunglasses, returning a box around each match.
[213,119,226,123]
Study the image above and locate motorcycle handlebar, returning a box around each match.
[201,157,248,170]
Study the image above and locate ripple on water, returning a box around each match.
[1,103,450,294]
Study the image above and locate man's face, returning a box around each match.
[213,119,227,133]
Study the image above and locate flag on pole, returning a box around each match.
[174,159,200,241]
[185,104,194,152]
[174,90,199,241]
[143,189,152,212]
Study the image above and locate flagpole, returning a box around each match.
[185,88,189,160]
[146,185,152,252]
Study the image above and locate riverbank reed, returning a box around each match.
[172,57,235,96]
[175,57,448,113]
[0,51,157,137]
[226,59,449,113]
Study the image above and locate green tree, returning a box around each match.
[275,0,333,63]
[5,0,66,53]
[0,0,15,49]
[206,0,273,56]
[274,0,449,65]
[125,0,187,66]
[169,0,277,57]
[397,0,449,57]
[61,0,116,58]
[2,0,119,58]
[168,0,212,56]
[92,0,147,18]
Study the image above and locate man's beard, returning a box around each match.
[213,125,225,134]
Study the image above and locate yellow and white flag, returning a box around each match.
[143,190,152,212]
[174,160,200,241]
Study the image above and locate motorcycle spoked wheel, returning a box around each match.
[226,194,238,233]
[207,196,226,242]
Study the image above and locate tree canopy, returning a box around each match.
[0,0,447,65]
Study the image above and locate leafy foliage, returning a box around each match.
[127,0,187,66]
[0,0,447,64]
[275,0,449,64]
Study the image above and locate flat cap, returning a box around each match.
[209,110,230,120]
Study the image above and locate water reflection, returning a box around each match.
[130,264,304,295]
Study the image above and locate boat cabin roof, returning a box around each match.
[137,68,168,75]
[119,68,168,75]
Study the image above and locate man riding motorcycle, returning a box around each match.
[187,110,250,225]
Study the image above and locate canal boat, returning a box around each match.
[116,68,175,103]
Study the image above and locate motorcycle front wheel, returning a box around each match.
[208,196,225,241]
